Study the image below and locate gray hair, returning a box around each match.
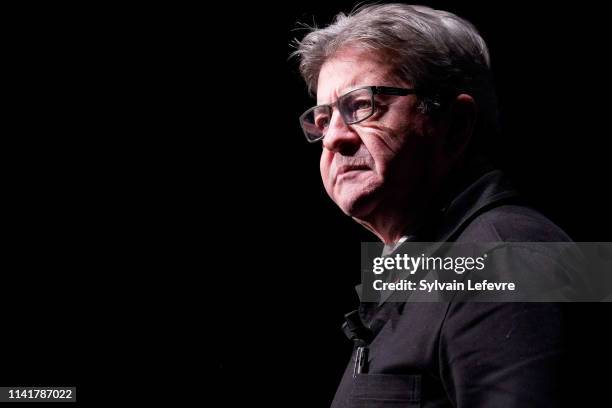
[292,3,499,137]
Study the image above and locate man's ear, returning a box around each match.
[444,94,477,159]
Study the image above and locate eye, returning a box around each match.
[314,113,330,130]
[350,98,373,112]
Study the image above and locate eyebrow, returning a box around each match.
[317,81,365,105]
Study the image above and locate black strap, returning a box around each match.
[341,310,373,345]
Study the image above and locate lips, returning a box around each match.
[338,164,370,174]
[336,164,371,180]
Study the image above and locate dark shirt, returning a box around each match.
[331,169,573,408]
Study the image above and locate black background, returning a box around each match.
[217,1,612,406]
[4,1,612,406]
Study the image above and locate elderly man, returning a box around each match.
[293,4,573,407]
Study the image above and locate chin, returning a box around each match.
[327,173,384,218]
[335,190,380,219]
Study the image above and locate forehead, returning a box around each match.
[316,47,396,104]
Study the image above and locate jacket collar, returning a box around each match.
[427,168,520,243]
[354,167,521,304]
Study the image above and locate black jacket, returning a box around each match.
[331,169,573,408]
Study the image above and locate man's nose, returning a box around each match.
[322,111,361,154]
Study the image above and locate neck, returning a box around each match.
[355,159,492,244]
[353,166,470,244]
[353,201,426,244]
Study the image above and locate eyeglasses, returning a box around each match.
[299,86,416,143]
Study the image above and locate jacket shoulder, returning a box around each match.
[456,204,571,242]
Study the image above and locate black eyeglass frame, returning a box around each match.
[299,86,417,143]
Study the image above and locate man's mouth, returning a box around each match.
[336,164,370,179]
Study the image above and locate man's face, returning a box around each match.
[317,47,443,220]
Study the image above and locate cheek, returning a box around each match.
[320,150,333,181]
[320,151,336,199]
[360,129,404,177]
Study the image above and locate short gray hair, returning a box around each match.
[292,3,499,136]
